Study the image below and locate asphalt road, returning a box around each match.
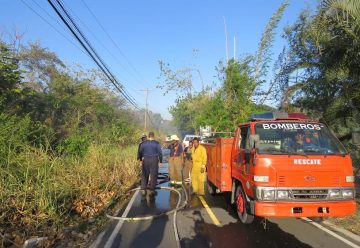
[92,152,360,248]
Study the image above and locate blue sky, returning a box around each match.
[1,0,318,120]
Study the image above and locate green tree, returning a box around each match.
[266,0,360,166]
[195,58,258,132]
[18,42,65,92]
[0,41,21,111]
[169,95,199,134]
[276,3,360,122]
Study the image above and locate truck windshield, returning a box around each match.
[254,122,347,155]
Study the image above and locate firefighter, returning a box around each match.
[138,131,163,197]
[168,135,183,185]
[191,137,207,196]
[291,129,311,151]
[310,131,322,146]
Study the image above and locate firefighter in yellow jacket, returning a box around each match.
[191,137,207,195]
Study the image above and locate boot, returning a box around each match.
[147,189,155,197]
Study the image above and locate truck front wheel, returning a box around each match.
[235,185,254,224]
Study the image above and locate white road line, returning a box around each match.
[104,189,139,248]
[301,217,360,248]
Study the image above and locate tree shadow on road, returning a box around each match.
[180,209,313,248]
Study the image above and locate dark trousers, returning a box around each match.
[141,156,159,191]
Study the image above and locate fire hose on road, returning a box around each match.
[105,171,189,248]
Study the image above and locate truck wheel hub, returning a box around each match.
[237,193,244,214]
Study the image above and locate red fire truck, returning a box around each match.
[205,112,356,224]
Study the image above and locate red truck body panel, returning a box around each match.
[204,138,233,192]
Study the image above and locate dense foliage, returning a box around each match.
[0,39,144,245]
[269,0,360,159]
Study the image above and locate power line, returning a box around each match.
[54,0,139,108]
[48,0,138,108]
[79,0,148,87]
[22,0,142,109]
[20,0,86,56]
[30,0,72,37]
[47,0,140,109]
[60,0,137,85]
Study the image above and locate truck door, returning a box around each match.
[233,125,250,176]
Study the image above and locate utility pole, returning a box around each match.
[234,35,236,61]
[140,89,151,132]
[223,16,229,64]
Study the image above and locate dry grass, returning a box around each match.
[0,143,140,246]
[328,205,360,235]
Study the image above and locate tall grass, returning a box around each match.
[0,140,140,244]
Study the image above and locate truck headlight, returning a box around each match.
[256,187,277,201]
[328,189,342,199]
[263,189,275,200]
[342,189,355,199]
[277,190,289,199]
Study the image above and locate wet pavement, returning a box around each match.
[92,151,360,248]
[178,193,355,248]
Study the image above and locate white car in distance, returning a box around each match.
[182,135,200,148]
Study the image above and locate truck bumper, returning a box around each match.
[254,200,356,217]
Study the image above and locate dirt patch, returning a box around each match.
[327,174,360,236]
[328,205,360,236]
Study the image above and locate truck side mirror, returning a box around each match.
[352,128,360,145]
[249,134,260,149]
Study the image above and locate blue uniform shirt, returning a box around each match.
[139,140,163,163]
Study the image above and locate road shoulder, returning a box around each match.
[322,220,360,246]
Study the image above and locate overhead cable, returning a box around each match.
[79,0,148,87]
[47,0,140,109]
[20,0,86,55]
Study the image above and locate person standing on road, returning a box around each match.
[191,137,207,196]
[138,131,163,197]
[168,135,183,185]
[183,140,193,183]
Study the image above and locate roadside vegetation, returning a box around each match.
[0,39,144,246]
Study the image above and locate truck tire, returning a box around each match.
[235,184,254,224]
[207,181,216,196]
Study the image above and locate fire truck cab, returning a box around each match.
[205,112,356,224]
